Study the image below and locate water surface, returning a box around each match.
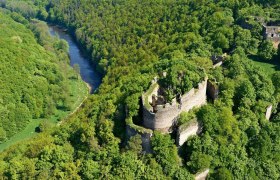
[48,25,101,92]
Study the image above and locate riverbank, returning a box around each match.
[0,21,93,152]
[48,24,102,92]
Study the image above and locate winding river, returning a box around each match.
[48,25,101,92]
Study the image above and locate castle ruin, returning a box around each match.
[125,72,213,177]
[264,25,280,48]
[176,118,202,146]
[142,77,208,133]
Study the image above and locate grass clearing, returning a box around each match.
[249,55,280,77]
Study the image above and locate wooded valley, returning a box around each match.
[0,0,280,179]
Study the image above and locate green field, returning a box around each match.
[0,76,89,152]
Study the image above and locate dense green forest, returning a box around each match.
[0,10,87,146]
[0,0,280,179]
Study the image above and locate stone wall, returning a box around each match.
[264,26,280,48]
[143,78,207,133]
[213,61,223,68]
[195,169,210,180]
[266,105,273,120]
[176,120,202,146]
[147,84,159,105]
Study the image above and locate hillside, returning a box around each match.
[0,11,88,149]
[0,0,280,179]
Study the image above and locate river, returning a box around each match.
[48,25,101,92]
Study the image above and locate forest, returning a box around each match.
[0,0,280,179]
[0,9,87,147]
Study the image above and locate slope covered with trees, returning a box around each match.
[0,0,280,179]
[0,10,87,145]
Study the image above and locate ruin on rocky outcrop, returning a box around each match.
[142,77,208,133]
[126,61,222,152]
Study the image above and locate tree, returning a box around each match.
[0,127,7,143]
[126,134,142,155]
[214,33,230,50]
[151,132,180,176]
[54,39,69,52]
[211,167,233,180]
[187,152,212,173]
[38,120,53,132]
[258,40,277,60]
[73,64,80,79]
[80,160,100,179]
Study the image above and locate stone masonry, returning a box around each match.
[142,78,208,133]
[195,169,210,180]
[176,119,202,146]
[266,105,273,120]
[264,25,280,48]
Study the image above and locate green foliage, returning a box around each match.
[177,111,197,126]
[151,132,183,177]
[0,12,60,138]
[0,127,7,143]
[187,152,212,173]
[38,120,54,132]
[258,40,277,60]
[0,0,280,179]
[126,134,142,155]
[210,167,233,180]
[0,12,87,145]
[156,59,205,101]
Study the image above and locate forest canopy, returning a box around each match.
[0,11,86,143]
[0,0,280,179]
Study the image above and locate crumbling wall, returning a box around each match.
[195,169,210,180]
[264,26,280,48]
[176,120,202,146]
[143,78,207,133]
[266,105,273,120]
[147,84,159,106]
[213,61,223,68]
[181,79,207,112]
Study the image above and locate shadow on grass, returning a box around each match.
[248,55,280,72]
